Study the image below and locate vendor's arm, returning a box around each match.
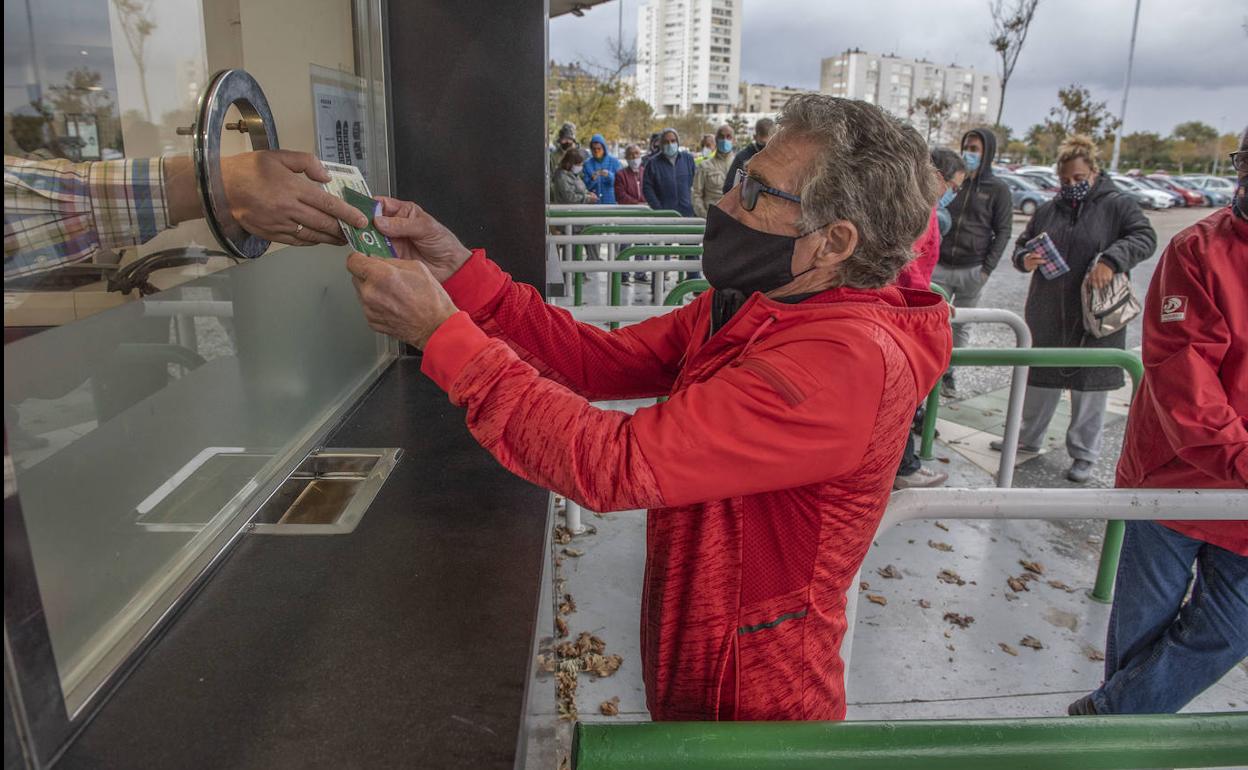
[372,197,696,400]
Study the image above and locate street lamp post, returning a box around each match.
[1110,0,1142,173]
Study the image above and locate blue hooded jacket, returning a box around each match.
[582,134,622,204]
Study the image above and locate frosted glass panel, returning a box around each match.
[3,243,389,703]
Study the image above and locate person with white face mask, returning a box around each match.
[614,144,646,205]
[642,127,695,216]
[552,147,596,204]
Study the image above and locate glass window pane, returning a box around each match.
[3,0,392,711]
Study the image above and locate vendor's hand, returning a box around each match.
[346,253,458,348]
[372,197,472,282]
[1088,261,1115,290]
[221,150,368,245]
[1022,251,1046,272]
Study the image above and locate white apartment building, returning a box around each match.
[820,49,1001,145]
[738,82,813,113]
[635,0,742,116]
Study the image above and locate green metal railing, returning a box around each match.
[608,246,703,307]
[546,208,682,218]
[573,713,1248,770]
[918,347,1144,603]
[663,279,710,306]
[929,282,951,302]
[568,226,704,306]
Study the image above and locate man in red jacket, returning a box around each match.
[1069,128,1248,716]
[347,95,949,720]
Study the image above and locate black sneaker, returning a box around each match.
[940,376,957,398]
[1067,694,1098,716]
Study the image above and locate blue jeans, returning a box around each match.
[1091,520,1248,714]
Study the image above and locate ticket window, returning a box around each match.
[3,0,393,717]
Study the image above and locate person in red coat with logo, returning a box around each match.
[1069,127,1248,717]
[346,95,950,720]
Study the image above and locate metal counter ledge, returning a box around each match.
[59,357,552,769]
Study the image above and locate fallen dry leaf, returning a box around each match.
[599,697,620,717]
[1047,579,1076,593]
[999,642,1019,656]
[936,456,950,464]
[860,581,870,591]
[559,593,577,615]
[934,521,949,531]
[876,564,903,580]
[553,526,574,545]
[918,599,931,609]
[562,547,584,558]
[937,569,966,586]
[1020,635,1044,651]
[555,616,569,638]
[1004,593,1019,601]
[928,540,954,552]
[583,653,624,678]
[1020,560,1045,576]
[946,643,956,652]
[1086,647,1106,662]
[1007,576,1031,593]
[866,594,888,606]
[536,654,558,673]
[943,612,975,628]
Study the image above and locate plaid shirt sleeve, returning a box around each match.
[3,154,171,280]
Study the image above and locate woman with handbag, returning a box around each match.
[993,135,1157,483]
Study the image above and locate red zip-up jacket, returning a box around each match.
[1116,208,1248,555]
[614,166,645,205]
[895,208,941,291]
[421,251,951,720]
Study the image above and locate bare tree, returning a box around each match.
[112,0,157,122]
[551,36,637,141]
[909,95,952,144]
[989,0,1040,127]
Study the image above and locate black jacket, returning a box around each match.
[721,141,763,194]
[1012,174,1157,391]
[938,128,1014,274]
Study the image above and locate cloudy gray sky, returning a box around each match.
[550,0,1246,138]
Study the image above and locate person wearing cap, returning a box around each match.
[692,124,736,218]
[549,122,578,196]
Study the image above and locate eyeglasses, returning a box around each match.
[733,168,802,211]
[1230,150,1248,174]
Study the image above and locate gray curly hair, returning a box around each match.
[777,94,941,288]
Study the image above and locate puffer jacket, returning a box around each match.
[421,250,952,720]
[1117,207,1248,554]
[938,128,1013,274]
[583,134,621,204]
[1011,174,1156,390]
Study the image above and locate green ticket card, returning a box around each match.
[340,186,397,258]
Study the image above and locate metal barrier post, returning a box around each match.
[610,247,703,308]
[664,279,710,306]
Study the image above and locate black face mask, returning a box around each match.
[703,205,815,330]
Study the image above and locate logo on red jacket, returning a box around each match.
[1160,295,1187,323]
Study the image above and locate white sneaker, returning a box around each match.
[893,466,949,490]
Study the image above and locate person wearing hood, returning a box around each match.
[642,127,695,216]
[932,127,1014,396]
[549,122,579,196]
[692,124,736,218]
[583,134,622,205]
[695,133,715,165]
[345,94,950,721]
[1068,127,1247,718]
[996,135,1156,483]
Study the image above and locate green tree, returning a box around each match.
[725,113,750,138]
[909,95,952,144]
[112,0,156,121]
[617,98,657,145]
[1024,122,1062,164]
[1118,131,1170,170]
[549,37,636,143]
[1171,121,1220,173]
[1043,84,1119,143]
[988,0,1042,126]
[668,112,713,148]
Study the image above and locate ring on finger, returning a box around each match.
[294,223,305,236]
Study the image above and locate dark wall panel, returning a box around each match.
[386,0,548,293]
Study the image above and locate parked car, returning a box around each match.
[998,173,1055,215]
[1147,175,1207,207]
[1111,175,1174,210]
[1133,176,1188,207]
[1178,175,1235,205]
[1017,169,1060,192]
